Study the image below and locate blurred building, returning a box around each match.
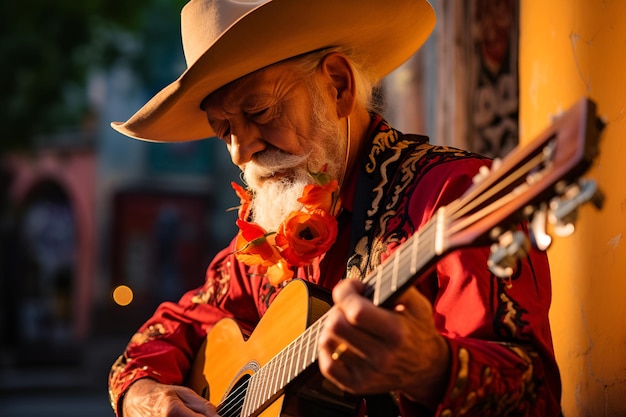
[0,7,240,400]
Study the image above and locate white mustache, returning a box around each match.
[246,149,310,178]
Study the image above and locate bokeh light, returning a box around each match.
[112,285,134,306]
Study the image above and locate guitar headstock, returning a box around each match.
[443,98,604,276]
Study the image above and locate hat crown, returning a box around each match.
[181,0,268,67]
[114,0,436,142]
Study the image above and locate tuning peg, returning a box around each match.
[487,229,530,278]
[548,179,603,237]
[529,202,553,251]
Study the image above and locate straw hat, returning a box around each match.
[111,0,436,142]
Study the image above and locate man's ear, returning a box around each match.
[318,52,356,118]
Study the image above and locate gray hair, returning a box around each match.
[289,47,380,113]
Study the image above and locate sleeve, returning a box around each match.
[398,158,561,416]
[108,239,262,416]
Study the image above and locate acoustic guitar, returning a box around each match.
[187,98,604,417]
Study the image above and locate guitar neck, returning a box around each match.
[361,214,443,307]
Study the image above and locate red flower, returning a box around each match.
[231,181,252,221]
[234,220,282,266]
[275,210,338,267]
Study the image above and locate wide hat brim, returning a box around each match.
[112,0,436,142]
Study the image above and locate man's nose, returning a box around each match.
[228,122,265,166]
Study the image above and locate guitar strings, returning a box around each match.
[446,152,547,226]
[216,378,248,417]
[361,219,438,305]
[446,152,548,238]
[215,314,329,417]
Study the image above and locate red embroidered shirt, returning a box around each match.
[109,117,561,417]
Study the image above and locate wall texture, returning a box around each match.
[520,1,626,416]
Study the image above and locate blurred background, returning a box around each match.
[1,1,625,416]
[0,0,241,415]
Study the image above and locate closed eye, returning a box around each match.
[214,122,231,141]
[248,106,275,123]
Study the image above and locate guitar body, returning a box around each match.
[188,279,361,417]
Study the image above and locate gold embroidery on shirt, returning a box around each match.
[450,347,470,400]
[191,263,231,305]
[500,292,522,338]
[129,323,167,345]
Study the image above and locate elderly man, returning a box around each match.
[108,1,561,416]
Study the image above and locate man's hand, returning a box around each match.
[122,378,219,417]
[317,279,451,410]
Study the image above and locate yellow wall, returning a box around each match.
[520,1,626,416]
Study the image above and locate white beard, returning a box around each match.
[242,83,346,231]
[248,172,310,232]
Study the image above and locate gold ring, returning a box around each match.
[331,343,348,361]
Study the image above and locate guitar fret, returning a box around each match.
[295,334,304,374]
[391,250,400,292]
[277,347,285,388]
[241,374,253,417]
[303,322,313,369]
[312,320,322,363]
[258,365,268,410]
[275,354,283,395]
[275,352,284,396]
[290,340,297,380]
[374,265,382,306]
[293,339,300,378]
[286,341,295,384]
[243,374,253,415]
[256,361,265,411]
[410,233,419,274]
[250,377,259,417]
[263,358,273,405]
[434,207,446,255]
[246,369,260,415]
[383,258,398,304]
[286,342,294,382]
[274,355,282,395]
[378,263,388,304]
[302,323,315,370]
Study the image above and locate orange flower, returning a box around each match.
[298,179,340,215]
[275,209,338,267]
[266,260,295,287]
[234,220,282,266]
[231,181,252,221]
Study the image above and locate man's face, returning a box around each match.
[202,60,347,231]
